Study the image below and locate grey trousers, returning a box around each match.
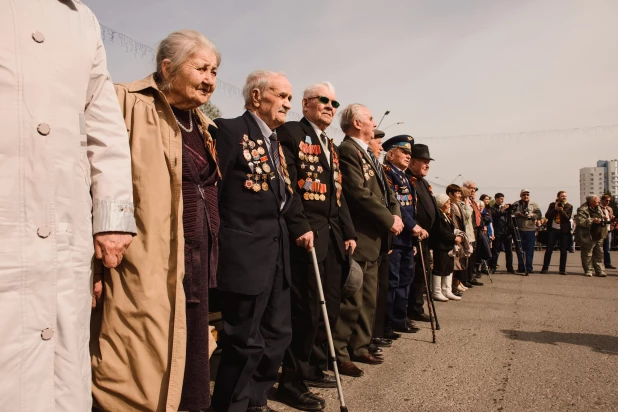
[580,238,605,275]
[333,258,379,362]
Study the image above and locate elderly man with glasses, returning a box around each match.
[462,181,485,286]
[512,189,542,274]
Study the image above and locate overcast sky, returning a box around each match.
[87,0,618,210]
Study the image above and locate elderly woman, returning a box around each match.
[575,195,608,277]
[431,194,462,301]
[91,30,221,412]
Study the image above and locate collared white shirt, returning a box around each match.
[350,136,370,155]
[307,119,331,166]
[248,111,285,209]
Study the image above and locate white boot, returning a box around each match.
[432,275,448,302]
[443,274,462,300]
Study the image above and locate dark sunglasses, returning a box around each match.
[308,95,340,109]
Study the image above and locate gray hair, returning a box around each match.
[463,180,476,188]
[339,103,366,133]
[586,195,599,203]
[243,70,286,109]
[155,30,221,92]
[303,82,336,99]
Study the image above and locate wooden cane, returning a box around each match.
[418,239,437,343]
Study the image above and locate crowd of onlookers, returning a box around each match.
[4,12,617,412]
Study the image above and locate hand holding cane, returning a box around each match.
[309,247,349,412]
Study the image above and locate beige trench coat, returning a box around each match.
[91,75,217,412]
[0,1,136,411]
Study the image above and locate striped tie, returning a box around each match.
[368,150,388,203]
[269,131,286,201]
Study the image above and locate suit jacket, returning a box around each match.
[277,118,356,262]
[405,171,438,236]
[545,202,573,234]
[383,160,417,248]
[338,136,400,262]
[212,110,296,295]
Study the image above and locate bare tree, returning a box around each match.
[200,101,222,120]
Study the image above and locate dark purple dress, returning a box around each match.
[173,106,219,411]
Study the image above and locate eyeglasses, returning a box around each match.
[308,96,340,109]
[469,187,478,191]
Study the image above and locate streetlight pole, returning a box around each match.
[376,110,390,128]
[383,121,404,130]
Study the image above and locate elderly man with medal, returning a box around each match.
[275,81,356,411]
[381,135,427,338]
[210,70,312,412]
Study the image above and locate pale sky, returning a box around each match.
[87,0,618,210]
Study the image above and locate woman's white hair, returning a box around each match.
[303,82,336,99]
[242,70,286,109]
[586,195,599,203]
[155,30,221,91]
[339,103,366,133]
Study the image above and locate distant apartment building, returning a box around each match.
[579,159,618,205]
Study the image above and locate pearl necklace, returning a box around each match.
[174,111,194,133]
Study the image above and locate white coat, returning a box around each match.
[0,1,136,410]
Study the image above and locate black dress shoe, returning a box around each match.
[469,278,484,286]
[540,269,548,274]
[462,281,474,288]
[372,337,392,347]
[559,271,568,275]
[392,325,420,333]
[368,344,383,355]
[305,374,337,388]
[383,331,401,340]
[276,389,324,411]
[408,313,431,322]
[606,265,617,269]
[507,270,515,274]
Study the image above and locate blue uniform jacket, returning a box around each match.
[383,160,417,248]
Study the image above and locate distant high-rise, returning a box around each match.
[579,159,618,205]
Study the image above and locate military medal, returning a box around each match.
[257,139,263,145]
[257,147,265,155]
[252,183,260,192]
[242,134,249,142]
[249,141,256,148]
[304,192,310,200]
[251,149,259,160]
[262,182,269,191]
[262,163,271,173]
[319,194,326,201]
[299,151,305,160]
[369,170,375,177]
[248,162,255,173]
[244,180,253,189]
[317,166,323,173]
[243,149,251,161]
[256,166,263,174]
[309,193,315,200]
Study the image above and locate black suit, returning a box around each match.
[276,118,356,392]
[405,171,439,317]
[211,111,298,412]
[542,202,573,273]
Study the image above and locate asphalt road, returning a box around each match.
[266,250,618,412]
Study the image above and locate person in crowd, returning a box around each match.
[406,144,438,321]
[276,81,356,411]
[447,184,469,294]
[459,187,477,287]
[600,194,616,269]
[541,191,573,275]
[511,189,542,274]
[333,104,402,377]
[211,70,308,412]
[489,193,515,274]
[477,194,494,273]
[575,195,608,277]
[462,181,484,285]
[369,129,386,158]
[431,194,463,301]
[382,135,424,336]
[91,30,219,412]
[1,3,136,410]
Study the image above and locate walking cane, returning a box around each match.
[418,239,437,343]
[310,247,348,412]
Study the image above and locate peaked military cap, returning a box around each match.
[382,134,414,154]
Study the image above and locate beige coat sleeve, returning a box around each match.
[85,17,137,235]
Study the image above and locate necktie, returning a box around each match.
[269,131,287,201]
[320,132,331,166]
[367,150,387,201]
[319,132,327,146]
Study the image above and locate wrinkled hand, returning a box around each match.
[592,218,602,224]
[92,268,103,309]
[491,235,495,241]
[455,236,462,245]
[412,225,423,237]
[344,239,357,255]
[391,215,404,235]
[295,231,314,251]
[94,232,133,269]
[413,246,417,256]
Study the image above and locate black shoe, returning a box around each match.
[384,331,401,340]
[392,325,420,333]
[276,389,325,411]
[372,337,392,347]
[453,290,463,297]
[540,269,548,274]
[408,313,431,322]
[559,271,568,275]
[606,265,617,269]
[368,344,383,355]
[305,374,337,389]
[462,281,474,288]
[469,279,484,286]
[507,269,515,274]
